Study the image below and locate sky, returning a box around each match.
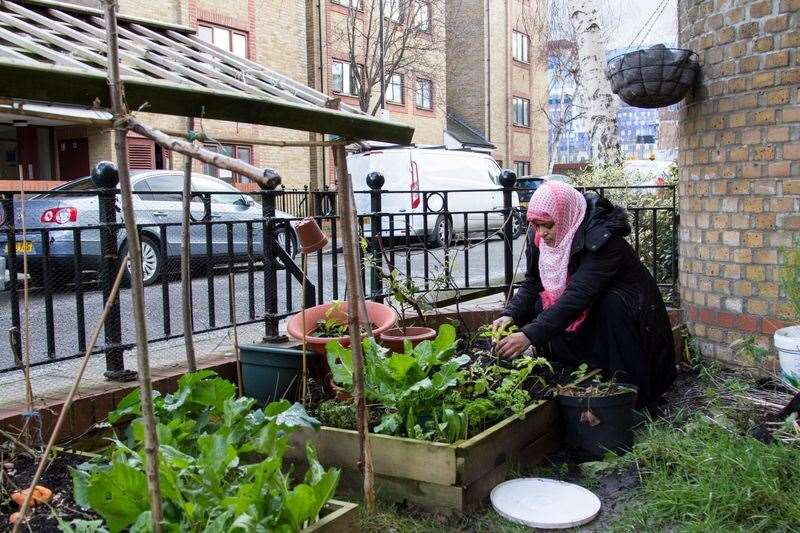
[602,0,678,50]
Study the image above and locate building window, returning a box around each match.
[512,97,530,127]
[512,31,529,63]
[197,23,248,58]
[383,0,402,22]
[203,144,253,183]
[415,78,433,109]
[413,1,431,31]
[332,0,360,7]
[514,161,530,177]
[332,59,362,96]
[386,73,404,104]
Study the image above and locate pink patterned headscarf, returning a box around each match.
[526,181,588,332]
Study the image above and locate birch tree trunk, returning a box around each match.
[181,117,196,372]
[569,0,620,164]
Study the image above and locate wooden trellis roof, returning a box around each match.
[0,0,414,144]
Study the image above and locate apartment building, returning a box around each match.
[446,0,549,177]
[314,1,447,137]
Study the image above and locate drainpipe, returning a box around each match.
[485,0,491,139]
[316,0,327,188]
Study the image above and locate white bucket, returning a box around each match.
[774,325,800,388]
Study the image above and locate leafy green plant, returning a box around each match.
[781,240,800,323]
[74,371,339,532]
[557,366,632,398]
[310,301,349,338]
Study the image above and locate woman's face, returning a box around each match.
[533,221,556,246]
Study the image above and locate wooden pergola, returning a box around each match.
[0,0,413,144]
[3,1,409,526]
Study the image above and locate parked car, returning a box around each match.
[0,171,297,286]
[347,147,524,246]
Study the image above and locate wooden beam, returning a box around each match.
[0,105,113,127]
[0,57,415,144]
[159,128,349,148]
[126,116,281,189]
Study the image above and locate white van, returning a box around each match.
[347,147,523,246]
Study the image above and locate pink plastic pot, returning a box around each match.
[286,301,398,355]
[380,326,437,353]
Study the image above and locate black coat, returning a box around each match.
[504,192,676,404]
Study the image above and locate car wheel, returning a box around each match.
[511,210,526,239]
[122,234,162,286]
[429,215,453,248]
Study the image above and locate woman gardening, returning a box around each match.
[493,181,676,409]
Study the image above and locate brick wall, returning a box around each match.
[678,0,799,363]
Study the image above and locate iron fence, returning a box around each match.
[0,178,677,376]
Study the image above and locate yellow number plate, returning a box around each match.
[6,241,33,254]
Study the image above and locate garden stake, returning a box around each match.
[102,2,163,529]
[228,271,244,395]
[333,143,376,512]
[12,254,129,533]
[300,250,309,406]
[17,166,33,422]
[181,116,197,372]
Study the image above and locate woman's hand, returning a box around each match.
[496,332,531,360]
[491,315,514,333]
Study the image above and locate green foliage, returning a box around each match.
[781,241,800,322]
[326,324,553,442]
[614,416,800,531]
[311,301,349,338]
[317,399,357,430]
[731,334,770,365]
[477,322,519,344]
[557,366,633,398]
[74,371,338,533]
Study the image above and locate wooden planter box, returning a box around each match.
[302,500,360,532]
[290,397,562,512]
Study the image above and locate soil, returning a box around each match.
[0,451,99,532]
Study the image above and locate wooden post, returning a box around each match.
[101,1,163,530]
[333,144,375,512]
[181,117,196,372]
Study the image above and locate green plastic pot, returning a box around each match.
[239,345,305,405]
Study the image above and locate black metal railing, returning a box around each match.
[0,178,677,375]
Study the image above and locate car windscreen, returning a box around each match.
[191,176,248,204]
[32,177,95,198]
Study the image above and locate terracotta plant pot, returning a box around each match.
[286,300,398,356]
[380,326,437,353]
[294,217,328,254]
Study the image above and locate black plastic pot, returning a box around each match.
[556,385,638,459]
[606,44,699,108]
[239,344,304,405]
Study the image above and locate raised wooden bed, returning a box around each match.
[290,395,566,512]
[303,500,360,533]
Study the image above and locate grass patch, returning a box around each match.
[612,416,800,532]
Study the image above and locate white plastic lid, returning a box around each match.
[490,478,601,529]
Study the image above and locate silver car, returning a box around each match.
[0,171,297,286]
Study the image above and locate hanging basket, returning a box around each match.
[606,44,699,109]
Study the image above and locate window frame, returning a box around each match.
[513,161,530,177]
[383,0,402,23]
[197,21,249,59]
[385,73,405,104]
[331,0,361,8]
[332,59,363,97]
[415,78,433,110]
[202,143,255,184]
[512,31,530,63]
[512,96,530,127]
[413,1,432,31]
